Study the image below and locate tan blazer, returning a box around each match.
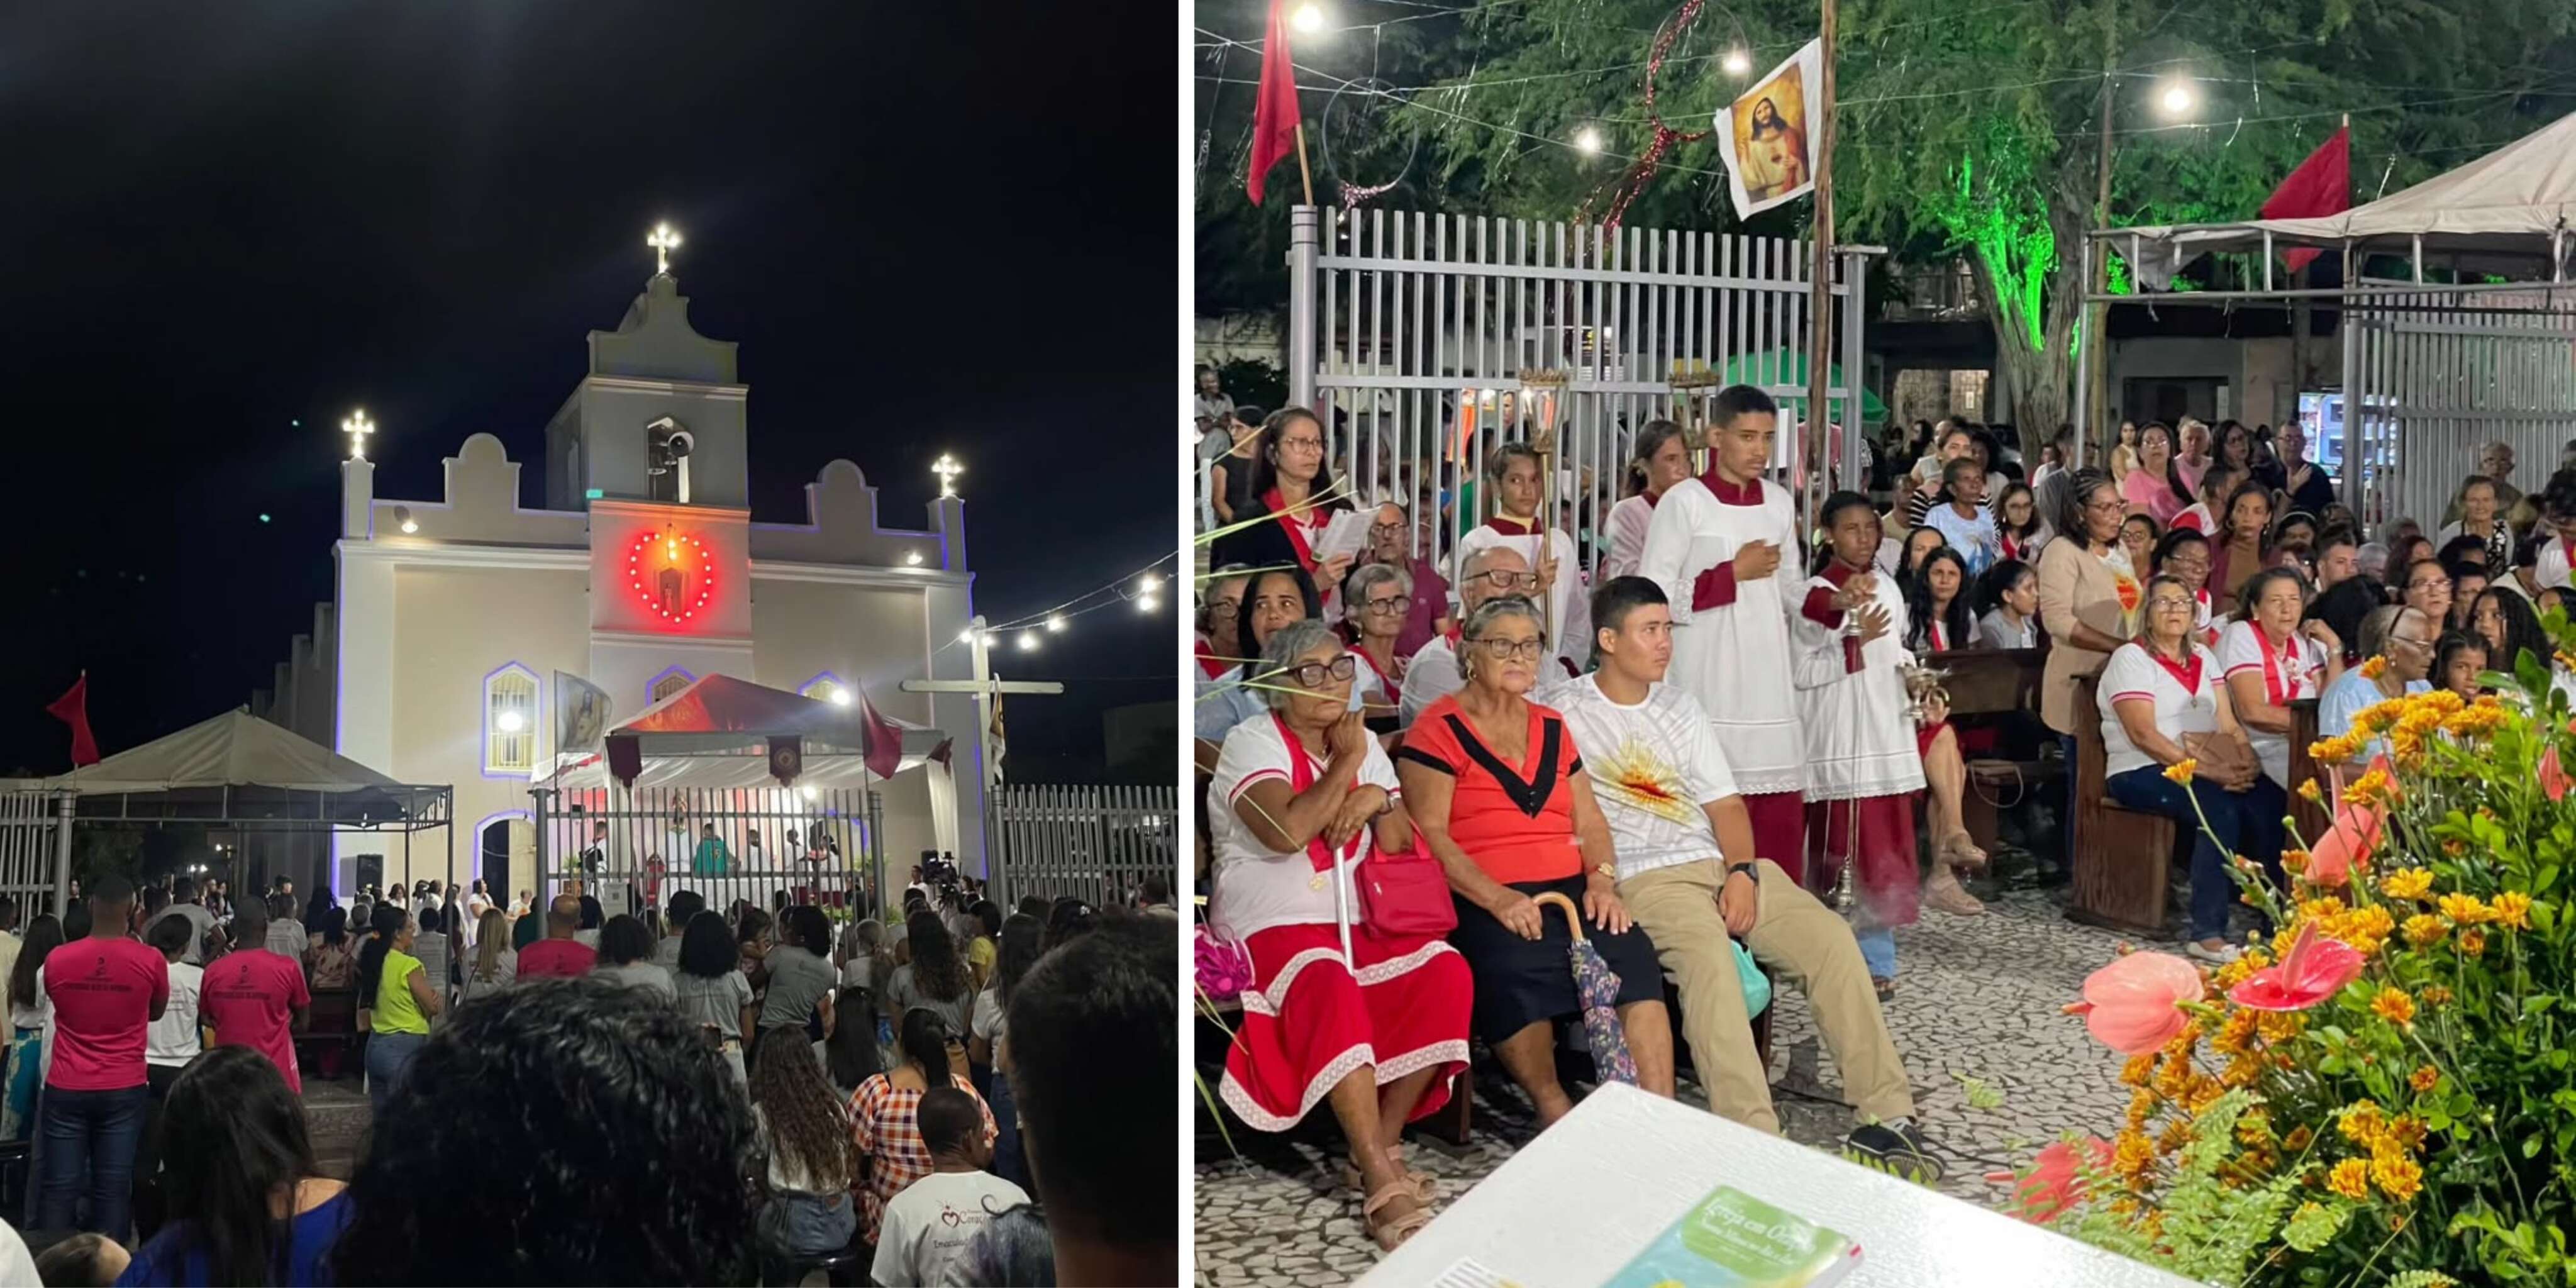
[2036,538,2133,734]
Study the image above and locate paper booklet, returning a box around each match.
[1313,509,1374,565]
[1599,1185,1861,1288]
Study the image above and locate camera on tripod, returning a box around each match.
[920,851,963,904]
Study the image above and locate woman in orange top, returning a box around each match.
[1396,597,1674,1128]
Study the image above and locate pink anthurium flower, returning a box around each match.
[2304,797,2385,889]
[1997,1137,2114,1224]
[2228,921,2365,1013]
[2541,743,2569,804]
[2065,952,2203,1054]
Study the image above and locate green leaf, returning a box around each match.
[2280,1200,2349,1253]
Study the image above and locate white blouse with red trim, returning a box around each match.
[2097,641,2222,780]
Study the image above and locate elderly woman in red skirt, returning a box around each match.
[1206,618,1473,1252]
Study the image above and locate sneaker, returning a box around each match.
[2185,939,2242,965]
[1844,1120,1946,1184]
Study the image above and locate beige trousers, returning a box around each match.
[1619,858,1915,1134]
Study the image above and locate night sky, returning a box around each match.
[1,2,1173,779]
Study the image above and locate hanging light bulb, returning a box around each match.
[1017,633,1040,652]
[1137,594,1161,614]
[1045,614,1066,633]
[1723,48,1752,76]
[1137,574,1163,596]
[1574,126,1603,153]
[1291,1,1326,33]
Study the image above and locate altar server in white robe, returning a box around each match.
[1635,385,1807,864]
[1455,442,1590,679]
[1790,492,1929,992]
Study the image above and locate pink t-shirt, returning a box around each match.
[516,938,597,980]
[201,948,312,1093]
[43,937,170,1092]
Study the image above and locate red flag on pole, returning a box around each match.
[858,694,904,781]
[45,673,99,768]
[1245,0,1301,205]
[2259,126,2350,274]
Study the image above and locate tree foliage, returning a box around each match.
[1194,0,2576,424]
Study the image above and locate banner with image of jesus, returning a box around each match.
[1717,39,1822,220]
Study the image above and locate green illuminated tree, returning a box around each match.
[1196,0,2576,428]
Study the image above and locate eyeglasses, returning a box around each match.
[1362,594,1414,614]
[1277,654,1358,688]
[2085,496,2126,514]
[1468,570,1543,592]
[2147,596,2195,613]
[1472,637,1548,661]
[1277,435,1325,455]
[2388,633,2433,652]
[1369,523,1407,537]
[2406,577,2449,594]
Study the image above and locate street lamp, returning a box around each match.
[828,686,853,708]
[1291,1,1326,33]
[1574,126,1603,154]
[1722,48,1752,76]
[2157,78,2197,117]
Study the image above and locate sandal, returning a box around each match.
[1938,831,1990,872]
[1874,976,1897,1002]
[1363,1182,1433,1252]
[1923,867,1985,917]
[1341,1157,1438,1203]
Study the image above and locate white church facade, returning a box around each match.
[249,266,985,900]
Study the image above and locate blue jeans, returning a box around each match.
[367,1031,428,1116]
[2104,767,2288,941]
[988,1063,1029,1194]
[1855,928,1896,980]
[36,1083,148,1238]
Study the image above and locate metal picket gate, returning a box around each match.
[2345,279,2576,528]
[987,784,1177,909]
[0,792,65,920]
[1284,204,1875,584]
[530,784,886,926]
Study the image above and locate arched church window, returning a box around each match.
[651,670,694,703]
[483,666,539,775]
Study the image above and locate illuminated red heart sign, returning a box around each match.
[629,529,717,623]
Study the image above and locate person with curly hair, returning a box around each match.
[747,1029,857,1261]
[884,910,972,1038]
[329,979,758,1285]
[592,913,674,999]
[851,1008,995,1248]
[123,1046,348,1285]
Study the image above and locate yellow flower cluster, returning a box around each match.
[2401,913,2448,948]
[2281,899,2394,957]
[2328,1100,2430,1202]
[2358,655,2389,680]
[2327,1157,2371,1199]
[2460,928,2489,957]
[2441,702,2509,738]
[2308,734,2364,767]
[2342,766,2396,808]
[2438,892,2492,925]
[2380,867,2434,901]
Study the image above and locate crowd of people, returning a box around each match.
[1194,382,2576,1251]
[0,863,1177,1285]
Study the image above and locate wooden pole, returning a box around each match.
[1295,121,1316,206]
[1806,0,1838,524]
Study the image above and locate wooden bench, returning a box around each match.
[2065,673,2179,936]
[2285,697,2329,845]
[1928,647,2063,855]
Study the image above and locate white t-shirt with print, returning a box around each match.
[2097,641,2223,779]
[2216,620,2326,788]
[146,960,204,1067]
[871,1170,1033,1288]
[1205,713,1401,941]
[1539,675,1738,882]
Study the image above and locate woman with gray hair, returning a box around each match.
[1343,562,1414,730]
[1204,617,1472,1250]
[1396,596,1674,1128]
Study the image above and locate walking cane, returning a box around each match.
[1331,843,1356,972]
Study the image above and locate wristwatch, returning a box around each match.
[1592,862,1618,881]
[1724,860,1758,882]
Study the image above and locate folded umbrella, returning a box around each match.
[1530,891,1638,1086]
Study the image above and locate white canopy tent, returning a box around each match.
[2104,111,2576,291]
[2081,112,2576,519]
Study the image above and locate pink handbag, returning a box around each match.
[1356,843,1458,938]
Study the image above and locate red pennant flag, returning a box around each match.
[2259,126,2350,275]
[45,673,99,768]
[1245,0,1302,206]
[858,694,904,781]
[928,738,955,770]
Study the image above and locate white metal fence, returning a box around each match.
[2346,280,2576,528]
[1280,205,1874,583]
[531,785,884,925]
[989,784,1177,909]
[0,792,64,921]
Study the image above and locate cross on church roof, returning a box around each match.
[931,453,965,499]
[342,409,374,461]
[647,222,682,276]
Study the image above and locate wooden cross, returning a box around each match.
[342,409,374,462]
[931,453,965,499]
[647,223,682,275]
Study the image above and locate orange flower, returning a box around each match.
[2327,1158,2370,1199]
[2438,892,2491,925]
[2371,987,2416,1026]
[2358,655,2389,680]
[2379,867,2434,901]
[2164,758,2198,786]
[2408,1065,2440,1094]
[2459,928,2488,957]
[2492,891,2533,930]
[2298,778,2326,805]
[2401,913,2448,948]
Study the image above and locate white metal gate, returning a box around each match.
[2347,279,2576,528]
[0,792,67,921]
[989,784,1176,909]
[1285,205,1875,582]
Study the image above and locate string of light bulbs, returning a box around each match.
[937,552,1179,660]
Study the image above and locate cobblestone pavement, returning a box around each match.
[1192,885,2145,1286]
